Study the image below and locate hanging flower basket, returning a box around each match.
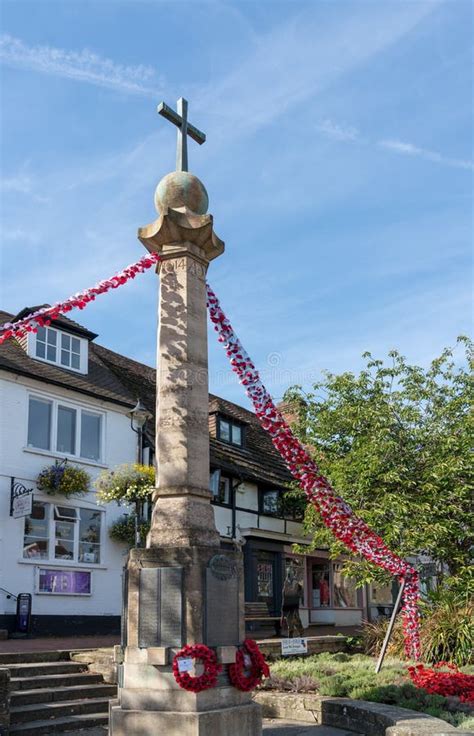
[36,459,90,498]
[95,463,155,504]
[108,513,150,546]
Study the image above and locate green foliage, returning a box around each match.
[36,460,90,498]
[263,653,473,726]
[284,338,474,591]
[108,513,150,546]
[95,463,155,504]
[362,599,474,666]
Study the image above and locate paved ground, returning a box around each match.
[59,723,358,736]
[0,626,360,653]
[0,635,119,653]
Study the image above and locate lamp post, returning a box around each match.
[128,399,153,547]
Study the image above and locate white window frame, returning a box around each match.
[26,392,105,464]
[27,328,88,374]
[23,500,104,568]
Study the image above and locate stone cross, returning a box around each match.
[157,97,206,172]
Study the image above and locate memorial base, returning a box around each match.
[109,546,262,736]
[110,701,262,736]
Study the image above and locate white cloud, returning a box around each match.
[0,34,161,97]
[0,173,32,194]
[314,122,473,172]
[378,139,474,171]
[316,119,360,142]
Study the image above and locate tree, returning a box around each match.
[284,337,473,597]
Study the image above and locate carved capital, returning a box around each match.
[138,206,224,264]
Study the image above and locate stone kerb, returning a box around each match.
[253,692,471,735]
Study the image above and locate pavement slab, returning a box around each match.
[58,721,360,736]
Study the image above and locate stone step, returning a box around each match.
[0,649,72,665]
[9,711,108,735]
[11,682,116,706]
[11,697,110,724]
[7,661,87,678]
[11,672,104,691]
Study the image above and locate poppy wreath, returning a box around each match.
[172,644,222,693]
[229,639,270,692]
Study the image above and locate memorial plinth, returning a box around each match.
[109,165,262,735]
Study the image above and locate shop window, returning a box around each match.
[257,554,275,601]
[260,489,281,516]
[333,563,358,607]
[370,582,394,605]
[27,395,103,463]
[217,417,243,446]
[23,501,49,559]
[79,509,102,564]
[23,502,102,565]
[209,470,232,505]
[311,562,331,607]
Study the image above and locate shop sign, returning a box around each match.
[281,638,308,656]
[10,479,33,519]
[36,568,92,596]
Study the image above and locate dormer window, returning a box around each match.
[217,416,243,447]
[29,327,87,374]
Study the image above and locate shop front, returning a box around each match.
[303,554,365,628]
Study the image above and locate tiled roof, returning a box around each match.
[0,309,292,488]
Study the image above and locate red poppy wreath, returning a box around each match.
[172,644,222,693]
[229,638,270,692]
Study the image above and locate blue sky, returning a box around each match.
[0,0,472,406]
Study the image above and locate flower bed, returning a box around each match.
[259,652,474,730]
[408,662,474,704]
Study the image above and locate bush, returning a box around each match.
[95,463,155,504]
[36,460,90,498]
[108,513,150,546]
[361,599,474,666]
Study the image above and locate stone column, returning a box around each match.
[109,171,262,735]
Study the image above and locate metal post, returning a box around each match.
[375,578,406,673]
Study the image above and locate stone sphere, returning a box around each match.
[154,171,209,215]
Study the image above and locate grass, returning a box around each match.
[260,652,474,729]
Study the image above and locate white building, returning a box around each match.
[0,306,389,637]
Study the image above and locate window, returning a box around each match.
[24,501,102,565]
[60,333,81,370]
[80,412,101,461]
[32,326,85,373]
[260,489,281,516]
[312,562,331,607]
[217,417,243,447]
[27,398,52,450]
[209,470,232,505]
[333,563,358,608]
[36,326,57,362]
[23,501,49,559]
[27,395,103,462]
[57,406,76,454]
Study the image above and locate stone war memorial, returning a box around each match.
[109,98,263,735]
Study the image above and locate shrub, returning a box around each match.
[95,464,155,504]
[361,599,474,666]
[36,460,90,498]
